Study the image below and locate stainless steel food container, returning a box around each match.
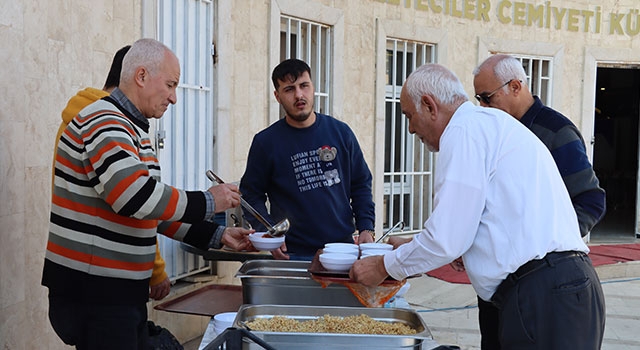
[233,304,434,350]
[235,260,363,307]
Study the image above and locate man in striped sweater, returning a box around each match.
[53,45,174,302]
[471,54,607,350]
[42,38,253,350]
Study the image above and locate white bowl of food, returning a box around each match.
[323,245,359,256]
[360,249,389,257]
[248,232,285,251]
[319,252,357,272]
[359,242,393,251]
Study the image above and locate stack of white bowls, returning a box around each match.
[359,242,393,251]
[213,312,237,336]
[361,249,389,257]
[323,243,359,257]
[359,242,394,258]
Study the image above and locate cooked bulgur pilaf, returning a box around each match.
[244,314,416,335]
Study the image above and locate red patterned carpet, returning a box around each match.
[426,243,640,284]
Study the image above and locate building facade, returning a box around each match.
[1,0,639,348]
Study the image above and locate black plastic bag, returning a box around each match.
[147,321,184,350]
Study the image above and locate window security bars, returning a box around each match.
[384,39,436,235]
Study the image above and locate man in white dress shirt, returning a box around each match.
[350,63,605,349]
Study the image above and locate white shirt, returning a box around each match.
[384,102,588,301]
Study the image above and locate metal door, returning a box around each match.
[156,0,215,279]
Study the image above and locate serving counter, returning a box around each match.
[155,255,448,349]
[197,305,442,350]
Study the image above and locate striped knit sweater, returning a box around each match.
[520,96,606,237]
[43,96,218,304]
[52,87,170,287]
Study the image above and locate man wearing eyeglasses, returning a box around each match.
[471,54,606,350]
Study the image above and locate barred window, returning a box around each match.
[279,15,332,115]
[517,55,553,105]
[156,0,215,280]
[383,39,436,234]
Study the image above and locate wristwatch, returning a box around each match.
[361,230,375,240]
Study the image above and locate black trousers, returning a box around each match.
[478,296,501,349]
[48,295,149,350]
[480,251,605,350]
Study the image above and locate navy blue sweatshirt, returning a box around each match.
[240,113,375,256]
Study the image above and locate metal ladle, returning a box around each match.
[206,170,290,237]
[376,221,405,243]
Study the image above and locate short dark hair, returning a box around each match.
[271,58,311,90]
[103,45,131,90]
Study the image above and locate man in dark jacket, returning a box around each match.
[471,53,606,350]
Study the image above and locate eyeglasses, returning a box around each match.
[474,79,514,104]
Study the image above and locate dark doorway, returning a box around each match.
[591,67,640,241]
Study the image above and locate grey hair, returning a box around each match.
[473,54,528,91]
[494,55,528,85]
[120,38,170,84]
[404,63,469,110]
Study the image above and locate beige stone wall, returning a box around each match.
[365,0,640,158]
[0,1,142,348]
[2,0,640,348]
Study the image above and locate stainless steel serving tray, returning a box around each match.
[235,260,363,307]
[233,304,433,350]
[235,260,311,279]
